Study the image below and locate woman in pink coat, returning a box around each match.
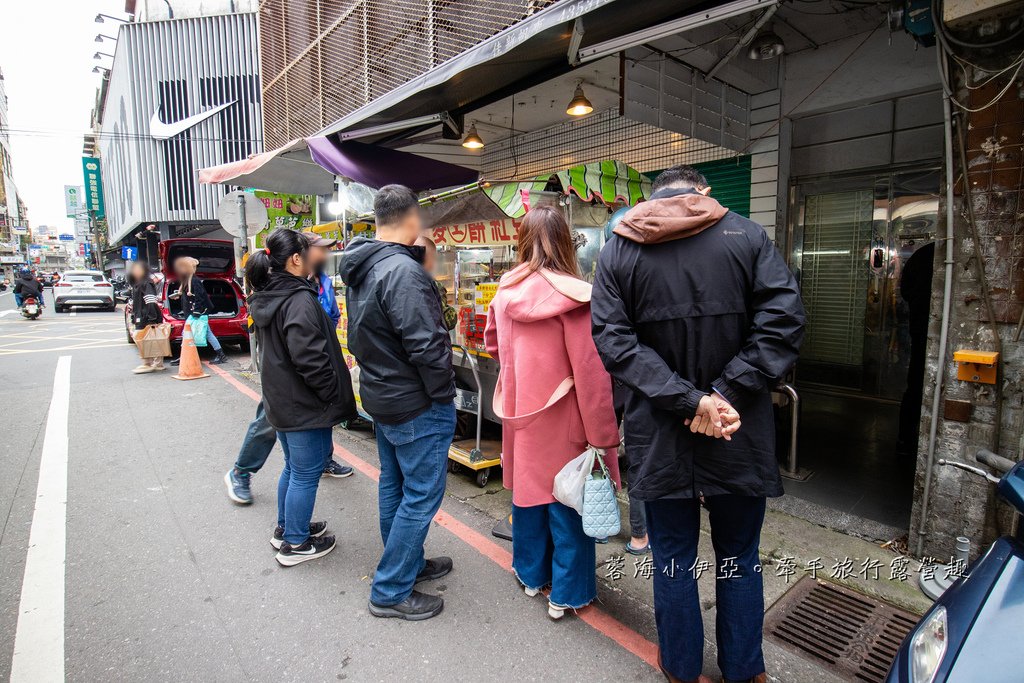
[484,206,620,620]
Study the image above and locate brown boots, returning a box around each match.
[658,652,713,683]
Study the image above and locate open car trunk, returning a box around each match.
[160,238,235,277]
[165,279,240,319]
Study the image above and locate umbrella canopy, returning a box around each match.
[197,139,336,195]
[199,137,478,195]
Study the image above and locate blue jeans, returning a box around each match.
[206,329,222,352]
[646,495,767,681]
[512,501,596,608]
[276,428,333,545]
[371,401,456,605]
[234,401,277,474]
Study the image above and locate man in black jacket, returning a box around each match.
[340,184,456,622]
[592,166,804,683]
[13,269,44,308]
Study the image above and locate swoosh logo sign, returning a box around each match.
[149,100,237,140]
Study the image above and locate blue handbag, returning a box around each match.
[186,314,210,347]
[581,450,621,539]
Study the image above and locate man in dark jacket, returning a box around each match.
[340,184,456,622]
[592,165,804,683]
[13,269,44,308]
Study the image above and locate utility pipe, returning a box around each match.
[916,48,957,557]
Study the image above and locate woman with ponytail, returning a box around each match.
[246,230,357,566]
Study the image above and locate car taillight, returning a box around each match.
[95,283,112,287]
[56,283,72,287]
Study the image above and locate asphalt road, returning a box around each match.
[0,292,664,682]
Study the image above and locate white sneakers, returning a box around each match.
[131,359,165,374]
[522,584,566,620]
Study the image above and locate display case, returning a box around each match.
[451,246,515,353]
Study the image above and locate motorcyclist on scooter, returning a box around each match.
[13,268,44,308]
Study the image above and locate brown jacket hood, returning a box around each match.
[614,187,728,244]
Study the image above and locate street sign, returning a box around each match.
[64,185,83,218]
[121,246,138,261]
[59,234,75,242]
[12,225,27,235]
[217,190,269,238]
[81,157,106,219]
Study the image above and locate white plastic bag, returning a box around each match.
[553,447,597,514]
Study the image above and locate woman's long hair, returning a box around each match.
[515,206,580,279]
[245,230,309,291]
[174,256,200,295]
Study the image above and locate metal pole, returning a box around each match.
[777,383,800,476]
[90,210,105,271]
[237,193,258,371]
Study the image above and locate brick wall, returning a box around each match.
[910,69,1024,560]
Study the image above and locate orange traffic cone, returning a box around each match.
[172,322,210,381]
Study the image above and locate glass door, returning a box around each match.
[789,169,939,399]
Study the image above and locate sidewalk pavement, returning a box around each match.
[335,419,933,683]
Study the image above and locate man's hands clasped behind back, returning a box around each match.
[686,394,741,441]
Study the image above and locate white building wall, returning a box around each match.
[99,13,262,243]
[132,0,259,22]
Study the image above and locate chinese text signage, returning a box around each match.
[430,217,521,247]
[81,157,105,219]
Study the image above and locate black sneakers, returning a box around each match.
[270,521,328,550]
[415,556,453,583]
[275,534,336,567]
[368,590,444,621]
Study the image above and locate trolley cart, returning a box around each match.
[448,344,501,487]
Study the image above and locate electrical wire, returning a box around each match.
[951,50,1024,91]
[932,0,1024,113]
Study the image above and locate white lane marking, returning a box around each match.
[11,355,72,682]
[0,310,14,317]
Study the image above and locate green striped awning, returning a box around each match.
[557,161,651,206]
[482,178,550,218]
[483,160,652,218]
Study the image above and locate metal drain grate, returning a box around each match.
[764,578,919,683]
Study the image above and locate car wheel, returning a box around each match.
[125,313,135,344]
[55,305,64,313]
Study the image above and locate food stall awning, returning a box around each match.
[420,160,651,226]
[198,137,478,194]
[554,160,651,206]
[198,138,335,195]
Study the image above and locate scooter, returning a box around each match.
[111,276,131,303]
[885,448,1024,682]
[20,295,43,320]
